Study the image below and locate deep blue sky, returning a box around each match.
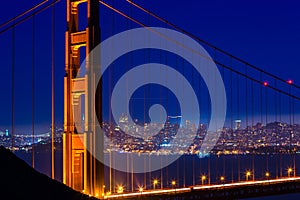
[1,0,300,133]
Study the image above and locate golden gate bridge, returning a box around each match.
[1,0,300,199]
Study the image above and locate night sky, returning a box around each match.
[1,0,300,133]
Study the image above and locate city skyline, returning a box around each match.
[1,0,300,129]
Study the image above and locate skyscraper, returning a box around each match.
[235,120,241,130]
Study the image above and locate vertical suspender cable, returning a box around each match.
[290,84,296,177]
[221,59,225,181]
[251,80,255,181]
[192,52,195,186]
[112,1,117,192]
[125,7,130,192]
[230,58,233,183]
[237,74,240,182]
[293,91,296,177]
[279,90,283,177]
[32,14,35,169]
[207,55,211,185]
[214,49,218,184]
[51,3,55,180]
[113,1,116,193]
[265,82,269,174]
[145,43,149,192]
[11,24,15,151]
[289,84,292,172]
[108,15,112,192]
[181,53,186,187]
[245,66,249,173]
[274,80,280,179]
[160,155,163,189]
[198,55,202,185]
[108,38,112,194]
[148,6,153,191]
[260,72,263,177]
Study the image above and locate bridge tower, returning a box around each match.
[63,0,103,197]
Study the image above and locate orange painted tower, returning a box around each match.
[63,0,104,197]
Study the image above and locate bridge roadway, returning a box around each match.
[102,177,300,199]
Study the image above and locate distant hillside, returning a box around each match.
[0,146,97,200]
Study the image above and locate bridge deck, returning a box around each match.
[103,177,300,199]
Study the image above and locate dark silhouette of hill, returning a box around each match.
[0,146,97,200]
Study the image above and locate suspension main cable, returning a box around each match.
[125,0,300,90]
[0,0,60,35]
[99,0,300,101]
[0,0,48,30]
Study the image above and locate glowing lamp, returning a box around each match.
[139,187,143,192]
[171,180,176,186]
[265,172,270,177]
[117,186,124,193]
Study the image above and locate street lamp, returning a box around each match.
[102,185,106,196]
[220,176,225,183]
[171,180,176,192]
[153,179,158,190]
[265,172,270,179]
[288,168,293,177]
[117,186,124,194]
[201,175,206,185]
[171,180,176,187]
[138,187,143,194]
[246,171,251,181]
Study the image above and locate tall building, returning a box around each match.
[167,115,181,125]
[185,120,191,129]
[119,113,129,132]
[5,129,9,137]
[235,119,241,130]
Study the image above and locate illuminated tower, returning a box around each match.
[63,0,103,197]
